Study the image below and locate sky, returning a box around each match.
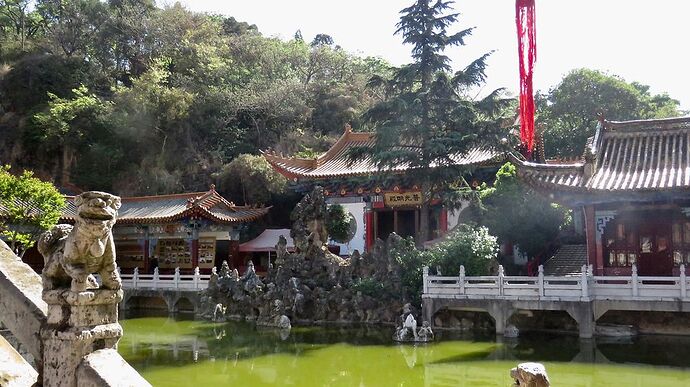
[183,0,690,110]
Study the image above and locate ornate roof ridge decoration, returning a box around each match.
[514,115,690,199]
[263,124,504,180]
[604,116,690,132]
[60,185,269,225]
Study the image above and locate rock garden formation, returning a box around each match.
[201,187,420,327]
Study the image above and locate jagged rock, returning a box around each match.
[505,324,520,338]
[201,187,424,327]
[511,363,550,387]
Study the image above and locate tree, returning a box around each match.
[480,162,570,261]
[0,0,44,54]
[539,68,682,158]
[427,224,497,276]
[310,33,333,47]
[37,0,110,57]
[0,165,65,256]
[350,0,510,244]
[326,204,354,244]
[215,154,287,205]
[32,85,114,186]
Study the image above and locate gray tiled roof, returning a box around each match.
[517,116,690,193]
[263,129,504,179]
[61,189,268,224]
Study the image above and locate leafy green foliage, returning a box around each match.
[426,224,498,276]
[388,235,428,302]
[326,204,354,244]
[349,0,512,243]
[480,162,570,259]
[351,277,386,297]
[387,225,496,304]
[215,154,287,205]
[0,1,389,199]
[32,85,116,188]
[538,68,682,158]
[0,165,65,255]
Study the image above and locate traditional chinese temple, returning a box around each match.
[516,116,690,276]
[22,186,269,273]
[263,125,506,253]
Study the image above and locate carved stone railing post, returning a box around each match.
[194,267,200,290]
[133,267,139,288]
[35,191,150,387]
[538,265,545,297]
[631,264,639,297]
[174,267,180,289]
[42,288,124,387]
[153,267,159,290]
[422,266,429,294]
[580,265,589,298]
[680,264,687,299]
[498,265,505,296]
[458,265,465,295]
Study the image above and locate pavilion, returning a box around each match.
[515,116,690,276]
[22,185,269,273]
[263,125,508,253]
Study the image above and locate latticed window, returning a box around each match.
[604,213,690,268]
[604,223,638,267]
[672,221,690,265]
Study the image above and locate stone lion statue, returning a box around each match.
[38,191,122,293]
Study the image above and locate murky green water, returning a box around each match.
[119,315,690,386]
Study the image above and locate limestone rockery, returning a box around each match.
[200,187,417,327]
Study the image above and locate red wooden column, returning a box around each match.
[439,208,449,235]
[190,219,200,270]
[143,239,150,273]
[583,205,600,274]
[191,239,199,269]
[142,225,150,273]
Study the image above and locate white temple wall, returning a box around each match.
[326,197,366,255]
[447,199,470,231]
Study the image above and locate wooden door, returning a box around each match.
[638,222,673,276]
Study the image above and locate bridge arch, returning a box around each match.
[173,296,196,313]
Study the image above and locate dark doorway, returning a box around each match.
[638,221,673,276]
[397,210,416,238]
[215,240,230,271]
[376,210,394,240]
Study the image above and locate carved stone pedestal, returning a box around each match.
[41,289,124,387]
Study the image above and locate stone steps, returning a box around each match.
[543,244,588,276]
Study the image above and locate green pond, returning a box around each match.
[119,315,690,386]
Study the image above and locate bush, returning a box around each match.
[351,277,386,297]
[480,162,570,259]
[216,154,287,205]
[427,224,498,276]
[326,204,354,244]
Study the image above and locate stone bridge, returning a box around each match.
[118,267,209,314]
[121,288,203,314]
[422,265,690,338]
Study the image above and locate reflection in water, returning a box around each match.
[119,317,690,387]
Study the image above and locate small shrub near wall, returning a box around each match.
[427,224,498,276]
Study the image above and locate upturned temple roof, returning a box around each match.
[262,126,504,180]
[62,186,269,224]
[517,116,690,196]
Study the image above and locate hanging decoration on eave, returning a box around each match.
[516,0,537,159]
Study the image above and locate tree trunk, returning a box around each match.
[61,145,75,186]
[416,180,433,246]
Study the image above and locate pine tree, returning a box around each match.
[351,0,510,244]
